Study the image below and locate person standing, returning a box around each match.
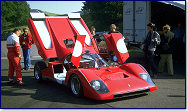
[143,23,160,77]
[108,24,119,34]
[172,23,184,40]
[7,28,24,85]
[90,26,102,44]
[20,27,33,70]
[158,25,175,76]
[90,26,96,36]
[172,23,185,61]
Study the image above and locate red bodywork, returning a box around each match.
[29,15,157,100]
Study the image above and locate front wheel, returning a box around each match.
[69,74,83,97]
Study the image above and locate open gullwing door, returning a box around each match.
[103,33,129,64]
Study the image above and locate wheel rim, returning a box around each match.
[34,66,40,80]
[71,76,81,95]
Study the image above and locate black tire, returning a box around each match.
[69,74,83,97]
[34,61,47,82]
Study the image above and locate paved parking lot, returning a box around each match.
[1,58,185,109]
[1,41,186,109]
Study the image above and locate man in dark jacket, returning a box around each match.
[143,23,160,77]
[158,25,175,76]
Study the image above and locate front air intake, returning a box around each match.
[113,89,150,99]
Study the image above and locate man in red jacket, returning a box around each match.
[19,27,34,70]
[7,28,24,85]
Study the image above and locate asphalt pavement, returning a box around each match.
[1,41,186,108]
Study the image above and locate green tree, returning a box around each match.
[81,1,123,32]
[1,1,30,30]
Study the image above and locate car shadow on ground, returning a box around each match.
[1,75,149,107]
[30,59,43,66]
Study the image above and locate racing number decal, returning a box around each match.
[116,38,128,54]
[71,35,86,67]
[104,33,129,64]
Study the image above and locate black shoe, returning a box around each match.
[25,68,30,71]
[8,81,15,85]
[16,81,25,86]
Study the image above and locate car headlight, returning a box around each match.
[90,79,109,94]
[92,80,100,91]
[140,74,148,81]
[139,73,155,85]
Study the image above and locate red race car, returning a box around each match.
[28,12,157,100]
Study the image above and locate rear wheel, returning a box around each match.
[69,74,83,97]
[34,61,47,82]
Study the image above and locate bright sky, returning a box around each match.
[173,1,186,4]
[27,1,85,14]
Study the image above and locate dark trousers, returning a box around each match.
[144,50,158,75]
[22,49,31,68]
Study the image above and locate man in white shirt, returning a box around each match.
[7,28,24,86]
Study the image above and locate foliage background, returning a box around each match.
[1,1,30,40]
[81,1,123,33]
[1,1,30,30]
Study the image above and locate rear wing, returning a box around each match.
[28,12,98,60]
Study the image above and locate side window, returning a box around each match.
[64,39,75,48]
[70,20,92,46]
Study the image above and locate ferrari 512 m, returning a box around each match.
[28,12,157,100]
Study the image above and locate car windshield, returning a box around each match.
[79,53,110,68]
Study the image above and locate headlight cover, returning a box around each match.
[139,73,155,86]
[90,79,109,94]
[92,80,100,91]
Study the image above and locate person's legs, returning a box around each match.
[12,56,22,81]
[149,51,158,75]
[8,56,14,81]
[12,56,24,85]
[23,49,27,69]
[158,54,167,73]
[28,49,31,68]
[167,54,174,75]
[144,51,151,74]
[25,49,31,68]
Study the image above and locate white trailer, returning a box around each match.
[123,1,185,43]
[123,1,150,43]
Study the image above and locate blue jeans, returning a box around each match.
[22,49,31,68]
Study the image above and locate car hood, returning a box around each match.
[80,66,151,95]
[101,67,150,94]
